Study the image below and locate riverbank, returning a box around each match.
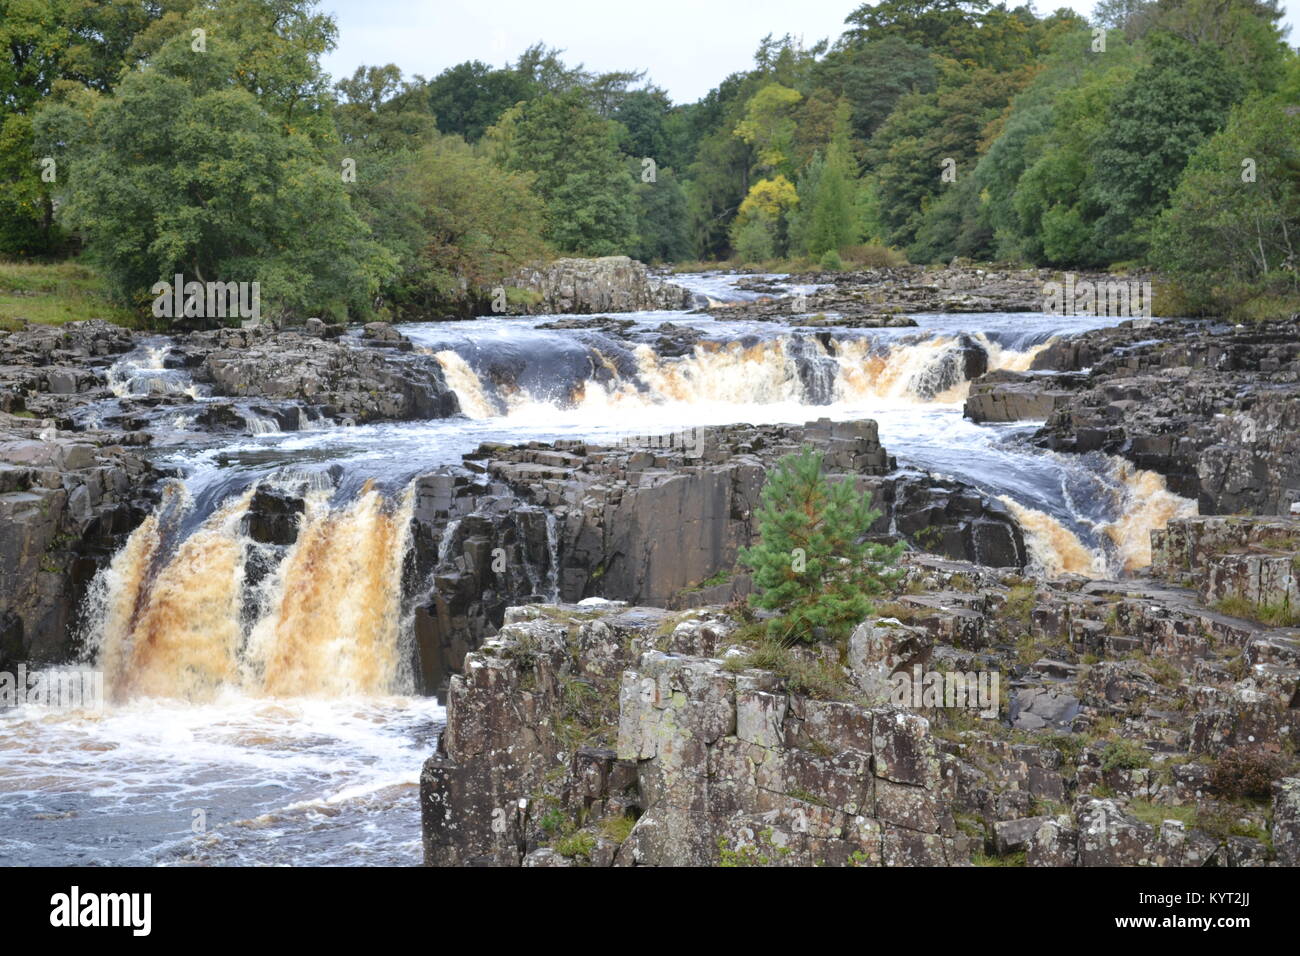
[1,268,1297,866]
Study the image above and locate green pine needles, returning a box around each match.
[739,448,903,644]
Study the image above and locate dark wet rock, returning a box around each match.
[535,316,636,334]
[0,418,158,668]
[241,488,305,546]
[886,475,1027,569]
[964,370,1084,423]
[404,419,1037,690]
[1030,316,1300,514]
[189,326,460,424]
[799,313,918,328]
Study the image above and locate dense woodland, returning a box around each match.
[1,0,1298,322]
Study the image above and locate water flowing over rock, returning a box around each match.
[1021,315,1300,515]
[189,326,461,424]
[401,419,1034,691]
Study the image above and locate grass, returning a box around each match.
[722,636,853,701]
[599,814,636,845]
[553,831,597,860]
[1127,799,1197,831]
[972,850,1026,867]
[0,260,140,329]
[1254,535,1300,552]
[1214,596,1300,628]
[999,583,1036,632]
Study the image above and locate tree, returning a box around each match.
[804,103,860,256]
[0,0,188,256]
[38,9,393,321]
[630,162,692,263]
[382,136,550,315]
[425,60,532,142]
[813,35,937,143]
[334,64,434,152]
[1151,94,1300,306]
[733,82,802,178]
[740,448,902,644]
[729,175,798,261]
[489,91,637,256]
[1088,34,1243,260]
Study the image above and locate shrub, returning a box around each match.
[1209,746,1289,800]
[739,448,903,643]
[1100,738,1151,773]
[841,243,908,269]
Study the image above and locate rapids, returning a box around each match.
[0,272,1195,865]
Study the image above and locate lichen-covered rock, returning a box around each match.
[1026,815,1078,866]
[509,256,695,314]
[1272,776,1300,866]
[1076,799,1156,866]
[849,617,932,702]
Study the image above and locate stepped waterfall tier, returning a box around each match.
[2,271,1298,869]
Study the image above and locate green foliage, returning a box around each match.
[599,814,636,844]
[1099,738,1151,773]
[717,828,793,867]
[630,162,692,263]
[490,91,638,256]
[1215,595,1300,627]
[1088,34,1245,261]
[36,2,392,322]
[0,0,186,257]
[425,59,534,143]
[739,447,903,643]
[369,135,549,316]
[1151,93,1300,310]
[725,636,854,700]
[553,831,597,860]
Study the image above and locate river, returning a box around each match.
[0,273,1195,865]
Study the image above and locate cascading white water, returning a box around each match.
[84,481,417,702]
[0,277,1196,865]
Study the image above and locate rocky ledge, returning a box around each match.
[510,256,696,314]
[399,419,1024,691]
[703,265,1131,322]
[0,318,462,430]
[963,315,1300,516]
[0,414,157,668]
[421,512,1300,867]
[182,323,461,425]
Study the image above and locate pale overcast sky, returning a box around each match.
[318,0,1300,104]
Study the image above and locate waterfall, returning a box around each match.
[84,482,417,702]
[1000,462,1196,579]
[436,518,462,567]
[545,511,560,604]
[433,329,1051,417]
[242,411,279,435]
